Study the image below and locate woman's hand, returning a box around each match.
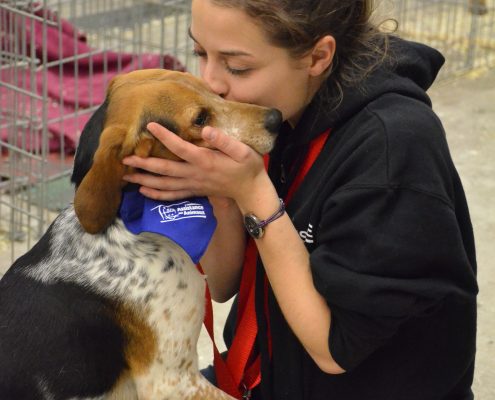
[122,122,276,302]
[122,122,268,205]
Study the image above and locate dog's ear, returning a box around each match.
[71,100,109,187]
[71,75,126,187]
[74,126,154,234]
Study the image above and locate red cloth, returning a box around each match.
[206,130,331,399]
[0,6,184,153]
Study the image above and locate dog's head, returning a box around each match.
[71,69,282,234]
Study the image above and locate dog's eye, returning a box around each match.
[194,109,209,127]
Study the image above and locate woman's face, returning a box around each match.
[190,0,316,125]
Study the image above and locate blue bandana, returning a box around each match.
[118,191,217,264]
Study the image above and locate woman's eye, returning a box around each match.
[226,66,251,76]
[194,109,209,127]
[192,47,251,76]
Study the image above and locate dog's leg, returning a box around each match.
[134,368,236,400]
[130,256,236,400]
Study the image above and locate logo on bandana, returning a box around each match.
[151,201,207,223]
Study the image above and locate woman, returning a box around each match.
[123,1,478,399]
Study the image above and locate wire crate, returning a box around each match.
[0,0,193,266]
[1,0,494,267]
[378,0,495,79]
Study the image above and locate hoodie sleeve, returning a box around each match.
[310,184,477,371]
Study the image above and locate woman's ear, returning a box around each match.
[308,35,336,77]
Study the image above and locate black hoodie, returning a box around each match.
[225,38,478,400]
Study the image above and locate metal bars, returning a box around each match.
[378,0,495,79]
[1,0,494,265]
[0,0,193,266]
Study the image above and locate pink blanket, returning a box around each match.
[0,6,184,153]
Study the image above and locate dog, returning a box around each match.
[0,69,281,400]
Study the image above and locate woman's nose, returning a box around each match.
[201,63,228,97]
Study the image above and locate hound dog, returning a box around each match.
[0,69,281,400]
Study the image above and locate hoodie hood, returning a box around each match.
[287,37,445,144]
[268,37,445,197]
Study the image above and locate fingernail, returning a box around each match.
[203,127,216,141]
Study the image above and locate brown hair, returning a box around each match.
[211,0,391,108]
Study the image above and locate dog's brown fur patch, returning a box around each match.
[115,303,157,376]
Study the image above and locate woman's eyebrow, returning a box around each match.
[188,28,253,58]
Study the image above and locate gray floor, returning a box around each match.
[427,67,495,399]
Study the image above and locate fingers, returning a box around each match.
[146,121,254,164]
[138,186,196,202]
[123,155,188,177]
[146,122,201,163]
[121,121,261,202]
[123,171,182,190]
[201,126,253,163]
[123,172,199,201]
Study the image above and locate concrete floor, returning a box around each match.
[0,67,494,398]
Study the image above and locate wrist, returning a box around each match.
[244,198,285,239]
[208,196,237,210]
[235,172,279,217]
[234,173,286,239]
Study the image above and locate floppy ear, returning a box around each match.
[71,75,125,187]
[70,101,108,187]
[74,126,154,234]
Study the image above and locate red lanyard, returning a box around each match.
[200,129,330,399]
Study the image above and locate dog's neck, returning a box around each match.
[118,190,217,264]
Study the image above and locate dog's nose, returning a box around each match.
[264,109,283,134]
